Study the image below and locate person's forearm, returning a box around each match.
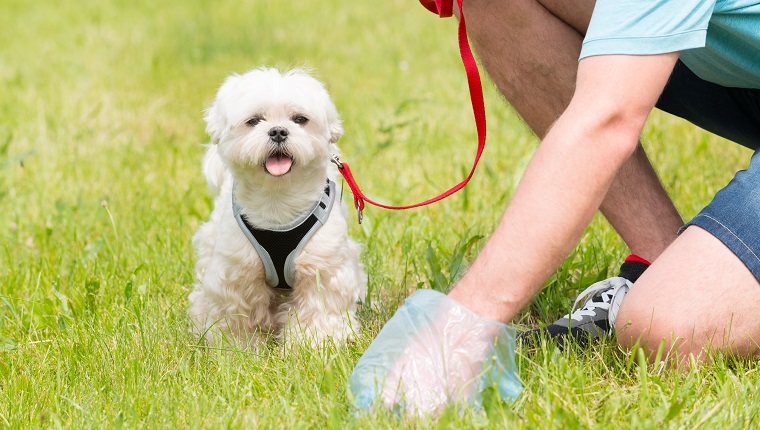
[448,54,679,323]
[447,54,678,323]
[449,108,639,322]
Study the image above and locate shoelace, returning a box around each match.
[567,277,632,328]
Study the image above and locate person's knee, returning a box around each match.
[465,0,541,32]
[615,223,760,363]
[614,292,705,359]
[613,297,759,363]
[617,310,689,354]
[466,0,596,35]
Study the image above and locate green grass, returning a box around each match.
[1,0,758,428]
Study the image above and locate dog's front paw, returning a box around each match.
[279,311,361,347]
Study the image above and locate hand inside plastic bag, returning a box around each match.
[349,289,522,416]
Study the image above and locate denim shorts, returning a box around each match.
[656,60,760,281]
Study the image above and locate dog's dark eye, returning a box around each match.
[292,115,309,125]
[246,116,263,127]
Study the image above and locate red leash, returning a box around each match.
[334,0,485,223]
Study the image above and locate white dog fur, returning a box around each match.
[188,67,367,348]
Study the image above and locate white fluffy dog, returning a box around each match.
[188,67,367,348]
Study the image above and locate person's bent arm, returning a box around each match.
[449,52,680,323]
[349,53,682,415]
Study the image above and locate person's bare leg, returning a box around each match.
[616,226,760,364]
[605,146,683,261]
[463,0,683,262]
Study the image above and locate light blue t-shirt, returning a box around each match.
[581,0,760,89]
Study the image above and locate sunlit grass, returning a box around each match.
[1,0,758,428]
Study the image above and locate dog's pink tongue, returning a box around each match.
[265,155,292,176]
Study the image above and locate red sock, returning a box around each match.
[618,254,650,282]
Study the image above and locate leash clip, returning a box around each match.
[332,154,363,224]
[330,154,343,169]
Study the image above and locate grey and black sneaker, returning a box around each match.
[521,257,650,347]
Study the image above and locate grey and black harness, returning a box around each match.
[233,180,336,291]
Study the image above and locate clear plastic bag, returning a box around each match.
[349,289,522,416]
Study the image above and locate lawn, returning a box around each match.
[1,0,758,428]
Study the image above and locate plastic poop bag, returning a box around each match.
[349,289,522,416]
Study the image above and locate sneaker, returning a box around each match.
[541,277,631,341]
[520,256,650,347]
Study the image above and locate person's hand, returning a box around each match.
[349,289,522,416]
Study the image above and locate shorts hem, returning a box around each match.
[682,214,760,282]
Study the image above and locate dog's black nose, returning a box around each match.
[268,126,289,143]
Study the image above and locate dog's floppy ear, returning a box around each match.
[329,120,344,144]
[204,103,224,145]
[326,101,344,144]
[204,74,242,144]
[201,144,226,194]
